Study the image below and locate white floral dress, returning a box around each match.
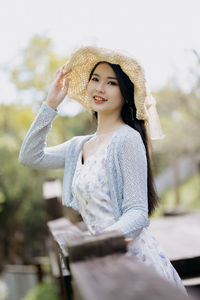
[71,144,187,295]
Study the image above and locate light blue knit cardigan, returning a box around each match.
[19,102,150,238]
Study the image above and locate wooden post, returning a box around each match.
[47,218,85,300]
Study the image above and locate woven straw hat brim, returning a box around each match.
[64,46,148,120]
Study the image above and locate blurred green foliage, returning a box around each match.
[21,278,60,300]
[153,83,200,158]
[11,35,66,105]
[151,173,200,218]
[162,173,200,210]
[0,103,46,260]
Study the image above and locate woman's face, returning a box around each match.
[87,62,125,113]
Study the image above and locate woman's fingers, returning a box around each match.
[54,66,72,89]
[55,66,63,76]
[46,65,72,108]
[56,66,72,81]
[62,66,72,77]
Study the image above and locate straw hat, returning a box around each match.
[64,46,164,140]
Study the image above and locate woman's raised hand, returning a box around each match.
[46,65,72,110]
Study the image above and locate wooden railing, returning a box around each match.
[46,217,195,300]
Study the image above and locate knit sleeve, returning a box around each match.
[103,130,150,238]
[19,102,74,170]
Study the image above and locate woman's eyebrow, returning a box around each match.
[93,73,118,80]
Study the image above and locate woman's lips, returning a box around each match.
[93,96,107,104]
[94,99,107,104]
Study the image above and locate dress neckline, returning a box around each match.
[80,124,127,166]
[80,144,107,165]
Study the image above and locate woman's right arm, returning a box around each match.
[19,65,73,170]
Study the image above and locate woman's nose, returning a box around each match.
[96,82,105,92]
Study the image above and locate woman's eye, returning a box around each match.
[91,77,117,85]
[108,81,117,85]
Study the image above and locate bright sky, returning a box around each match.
[0,0,199,114]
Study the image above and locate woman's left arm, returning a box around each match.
[103,130,150,238]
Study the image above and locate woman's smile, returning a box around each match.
[94,99,107,104]
[93,95,108,104]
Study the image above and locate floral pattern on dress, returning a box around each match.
[72,146,116,235]
[71,145,187,295]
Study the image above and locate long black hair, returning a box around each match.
[88,61,160,216]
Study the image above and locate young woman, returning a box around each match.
[19,46,187,294]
